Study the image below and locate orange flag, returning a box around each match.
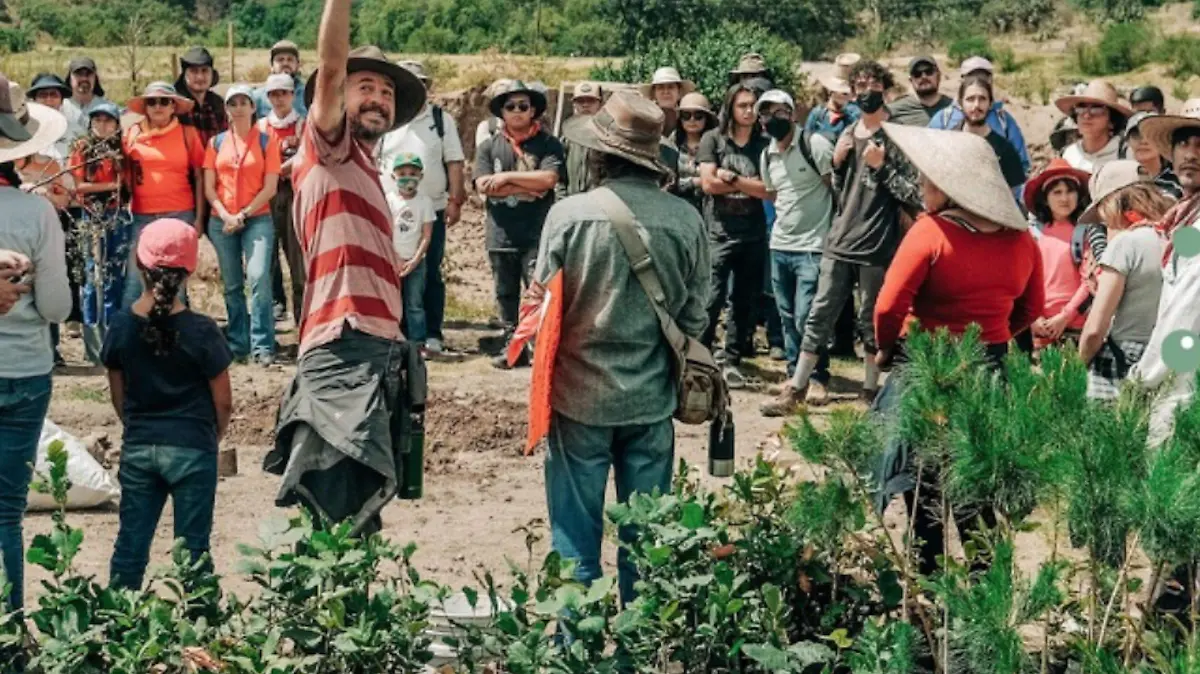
[507,271,563,454]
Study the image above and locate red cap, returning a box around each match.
[137,218,198,274]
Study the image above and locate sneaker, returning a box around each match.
[273,303,286,322]
[253,353,275,367]
[760,384,807,418]
[768,346,786,362]
[425,338,445,355]
[723,366,746,390]
[806,380,831,406]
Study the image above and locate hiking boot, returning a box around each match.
[760,384,807,418]
[722,365,746,390]
[768,346,786,361]
[253,352,275,367]
[493,347,531,370]
[806,380,831,406]
[425,338,445,355]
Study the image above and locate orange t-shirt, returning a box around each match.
[203,127,282,217]
[123,120,205,215]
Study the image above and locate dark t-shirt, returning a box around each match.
[475,129,565,252]
[101,309,233,452]
[696,128,769,241]
[983,130,1027,188]
[887,94,953,127]
[824,127,904,267]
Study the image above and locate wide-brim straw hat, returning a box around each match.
[564,90,669,175]
[1022,158,1091,213]
[304,45,426,131]
[819,75,852,95]
[126,81,195,116]
[1055,80,1132,130]
[883,122,1028,231]
[677,92,716,124]
[1139,98,1200,159]
[1078,160,1151,225]
[0,78,67,164]
[638,67,695,99]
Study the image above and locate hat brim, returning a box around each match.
[819,76,852,95]
[127,94,195,116]
[638,80,696,99]
[1139,114,1200,159]
[1054,95,1132,125]
[563,114,669,175]
[1022,164,1091,213]
[304,59,426,131]
[676,104,716,123]
[1079,177,1142,225]
[882,122,1028,231]
[27,84,73,99]
[0,102,67,164]
[488,87,549,119]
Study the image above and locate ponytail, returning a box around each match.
[138,266,187,355]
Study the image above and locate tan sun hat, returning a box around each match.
[1139,98,1200,159]
[678,92,716,123]
[883,122,1028,231]
[126,81,195,116]
[639,67,696,99]
[1078,160,1153,225]
[730,53,768,77]
[0,76,67,164]
[820,52,859,94]
[573,81,603,101]
[564,90,668,174]
[1055,80,1133,129]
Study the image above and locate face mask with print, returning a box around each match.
[395,176,420,195]
[856,90,885,114]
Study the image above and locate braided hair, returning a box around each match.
[138,265,187,356]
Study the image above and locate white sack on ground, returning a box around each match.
[27,420,120,511]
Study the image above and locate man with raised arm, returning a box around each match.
[265,0,428,536]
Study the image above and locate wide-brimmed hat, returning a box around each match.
[65,57,105,98]
[883,122,1027,231]
[564,90,668,175]
[179,46,220,87]
[270,40,300,62]
[1139,98,1200,159]
[398,60,429,83]
[126,81,195,116]
[0,76,67,164]
[820,53,859,94]
[730,53,768,77]
[572,81,602,101]
[303,45,426,130]
[1079,160,1149,225]
[1055,80,1132,130]
[1022,158,1091,213]
[488,79,548,118]
[677,92,716,123]
[26,73,72,100]
[639,67,696,100]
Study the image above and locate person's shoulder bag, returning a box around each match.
[592,186,728,425]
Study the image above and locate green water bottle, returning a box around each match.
[399,407,425,500]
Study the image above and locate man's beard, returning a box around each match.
[76,81,92,96]
[916,83,937,96]
[966,115,989,130]
[350,104,392,143]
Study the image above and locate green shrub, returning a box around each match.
[590,21,805,105]
[0,26,31,54]
[1073,0,1165,22]
[1075,21,1153,75]
[1158,34,1200,80]
[948,35,996,66]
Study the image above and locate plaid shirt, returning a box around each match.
[176,86,227,148]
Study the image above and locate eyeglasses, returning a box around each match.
[145,97,174,108]
[1074,104,1109,118]
[912,67,937,78]
[679,111,707,122]
[760,109,792,120]
[503,101,531,113]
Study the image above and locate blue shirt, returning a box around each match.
[927,101,1031,171]
[254,73,307,118]
[804,103,861,143]
[101,309,233,452]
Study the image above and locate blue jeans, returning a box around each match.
[82,208,134,363]
[772,250,830,382]
[0,375,52,611]
[121,211,196,309]
[109,444,218,590]
[425,210,447,341]
[545,412,675,605]
[402,258,428,344]
[208,214,276,358]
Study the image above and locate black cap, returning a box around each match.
[26,73,72,99]
[1130,85,1165,109]
[908,55,938,75]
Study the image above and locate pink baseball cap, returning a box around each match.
[137,218,199,273]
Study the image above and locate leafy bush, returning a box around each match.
[1073,0,1166,22]
[948,35,997,66]
[0,26,32,54]
[1158,34,1200,80]
[1075,21,1154,75]
[590,22,805,107]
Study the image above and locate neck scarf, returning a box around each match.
[502,121,541,159]
[266,108,301,129]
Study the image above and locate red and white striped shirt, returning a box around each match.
[292,118,403,354]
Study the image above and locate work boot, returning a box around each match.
[806,379,831,406]
[760,384,807,418]
[493,346,531,370]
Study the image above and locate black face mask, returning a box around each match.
[856,90,885,114]
[764,117,792,141]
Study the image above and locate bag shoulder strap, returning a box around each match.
[797,128,818,175]
[214,130,227,152]
[432,104,445,139]
[592,186,689,355]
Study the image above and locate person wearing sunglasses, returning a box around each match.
[1055,80,1130,173]
[120,81,206,309]
[670,92,718,214]
[474,80,565,369]
[886,56,952,127]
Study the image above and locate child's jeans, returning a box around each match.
[402,259,428,345]
[109,444,217,590]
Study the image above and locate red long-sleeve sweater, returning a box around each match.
[874,213,1046,353]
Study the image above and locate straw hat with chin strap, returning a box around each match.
[0,75,67,164]
[1139,98,1200,159]
[883,122,1028,231]
[1055,80,1132,132]
[564,90,669,175]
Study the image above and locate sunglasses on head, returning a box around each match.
[912,67,937,78]
[145,97,174,108]
[504,101,532,113]
[679,110,707,122]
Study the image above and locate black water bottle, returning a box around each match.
[399,407,425,500]
[708,411,735,477]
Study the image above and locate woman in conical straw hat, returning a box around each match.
[871,122,1045,577]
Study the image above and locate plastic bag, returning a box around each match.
[27,420,120,511]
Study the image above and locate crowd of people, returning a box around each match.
[2,0,1200,618]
